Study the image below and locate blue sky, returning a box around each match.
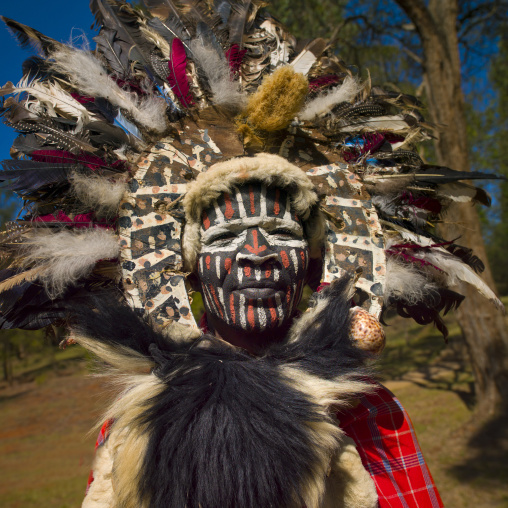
[0,2,96,162]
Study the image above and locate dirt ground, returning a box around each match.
[0,362,507,507]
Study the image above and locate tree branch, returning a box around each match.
[393,0,438,41]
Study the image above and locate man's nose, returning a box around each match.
[236,228,278,265]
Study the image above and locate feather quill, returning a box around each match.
[93,28,132,79]
[0,78,93,132]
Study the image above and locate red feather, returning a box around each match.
[167,38,194,108]
[31,150,127,173]
[225,44,247,76]
[34,210,113,228]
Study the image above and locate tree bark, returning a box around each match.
[395,0,508,414]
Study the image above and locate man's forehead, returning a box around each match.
[201,183,300,230]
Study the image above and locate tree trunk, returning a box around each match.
[395,0,508,414]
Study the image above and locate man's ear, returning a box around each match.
[187,271,201,292]
[305,256,323,291]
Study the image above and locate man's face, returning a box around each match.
[197,183,310,334]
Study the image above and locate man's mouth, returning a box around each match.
[232,287,283,299]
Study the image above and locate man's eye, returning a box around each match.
[208,232,236,244]
[271,228,296,238]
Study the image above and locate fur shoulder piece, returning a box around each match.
[72,275,377,508]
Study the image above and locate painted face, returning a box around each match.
[197,183,310,334]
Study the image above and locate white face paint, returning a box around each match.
[198,183,309,333]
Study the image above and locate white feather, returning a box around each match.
[385,256,439,304]
[21,228,120,297]
[386,236,503,311]
[1,78,93,132]
[70,172,128,217]
[290,49,317,76]
[189,41,246,110]
[417,250,504,310]
[299,76,363,121]
[339,115,411,133]
[49,47,168,133]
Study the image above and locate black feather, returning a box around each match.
[227,0,252,46]
[12,134,45,156]
[0,160,74,194]
[1,17,62,57]
[445,242,485,274]
[93,28,133,79]
[409,164,504,185]
[387,288,465,341]
[9,117,96,154]
[90,0,160,82]
[21,56,62,82]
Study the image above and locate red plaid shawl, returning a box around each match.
[338,385,443,507]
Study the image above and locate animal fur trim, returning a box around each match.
[321,436,378,508]
[73,276,376,508]
[70,172,127,217]
[182,153,326,270]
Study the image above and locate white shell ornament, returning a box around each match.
[349,306,386,355]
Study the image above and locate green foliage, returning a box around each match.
[467,35,508,295]
[268,0,348,40]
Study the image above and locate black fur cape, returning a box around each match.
[72,276,375,508]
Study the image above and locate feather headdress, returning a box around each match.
[0,0,502,336]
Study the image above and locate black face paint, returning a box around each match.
[198,183,309,334]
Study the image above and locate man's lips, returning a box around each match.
[235,281,279,290]
[233,287,283,299]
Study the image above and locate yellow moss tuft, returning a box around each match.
[236,66,308,147]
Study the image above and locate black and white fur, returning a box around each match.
[73,276,377,508]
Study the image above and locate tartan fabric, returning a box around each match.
[338,384,444,508]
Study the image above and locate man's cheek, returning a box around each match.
[198,251,235,284]
[276,246,309,282]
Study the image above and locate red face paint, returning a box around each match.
[281,251,290,269]
[224,192,234,220]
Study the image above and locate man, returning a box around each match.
[83,154,443,508]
